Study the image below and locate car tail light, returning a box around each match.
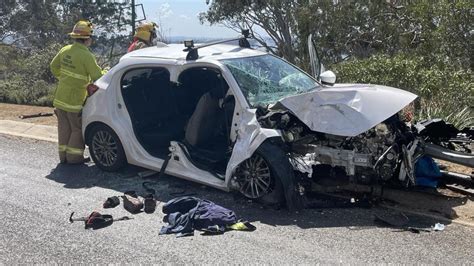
[86,84,99,96]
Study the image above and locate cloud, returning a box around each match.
[179,14,191,20]
[158,2,173,18]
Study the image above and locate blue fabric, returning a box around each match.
[159,196,237,237]
[415,156,441,188]
[415,156,442,178]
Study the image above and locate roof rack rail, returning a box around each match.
[183,29,251,60]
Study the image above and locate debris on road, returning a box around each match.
[433,223,445,231]
[374,212,448,234]
[18,112,54,119]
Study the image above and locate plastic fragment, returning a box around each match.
[433,223,445,231]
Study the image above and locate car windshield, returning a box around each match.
[220,54,318,107]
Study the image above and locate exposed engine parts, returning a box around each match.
[257,109,423,186]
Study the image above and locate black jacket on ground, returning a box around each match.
[159,196,237,237]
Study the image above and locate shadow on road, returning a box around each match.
[45,162,458,230]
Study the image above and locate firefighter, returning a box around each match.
[127,22,158,52]
[50,20,106,164]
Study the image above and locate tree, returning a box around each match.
[297,0,473,68]
[0,1,133,106]
[0,0,131,55]
[1,0,66,48]
[200,0,299,64]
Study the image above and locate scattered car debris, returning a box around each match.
[305,192,373,209]
[18,112,54,119]
[137,170,157,178]
[433,223,445,231]
[374,212,448,234]
[440,170,474,184]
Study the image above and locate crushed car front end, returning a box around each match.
[220,53,424,199]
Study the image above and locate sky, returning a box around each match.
[137,0,238,38]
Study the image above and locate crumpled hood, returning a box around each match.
[271,84,417,136]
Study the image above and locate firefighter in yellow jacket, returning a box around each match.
[127,22,158,52]
[50,20,106,164]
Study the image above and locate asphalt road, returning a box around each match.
[1,134,473,264]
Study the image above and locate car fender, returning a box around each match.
[224,108,282,187]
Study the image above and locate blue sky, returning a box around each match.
[137,0,238,38]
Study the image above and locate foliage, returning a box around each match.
[332,54,474,128]
[203,0,473,69]
[1,0,131,50]
[201,0,299,63]
[0,1,134,106]
[298,0,473,68]
[0,43,62,106]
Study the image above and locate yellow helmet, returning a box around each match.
[69,20,93,39]
[134,22,158,42]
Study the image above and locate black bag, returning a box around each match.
[85,211,114,230]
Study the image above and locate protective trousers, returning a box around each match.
[55,108,85,164]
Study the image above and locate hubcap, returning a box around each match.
[235,154,272,199]
[92,130,118,167]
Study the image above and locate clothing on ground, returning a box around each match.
[159,196,254,237]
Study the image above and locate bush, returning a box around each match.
[331,54,473,128]
[0,44,60,106]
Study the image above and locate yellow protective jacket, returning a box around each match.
[50,42,105,113]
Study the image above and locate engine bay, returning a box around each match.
[257,108,423,186]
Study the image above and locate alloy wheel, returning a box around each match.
[91,130,118,167]
[235,153,273,199]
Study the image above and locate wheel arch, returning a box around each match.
[231,137,304,210]
[84,121,107,146]
[84,122,127,161]
[85,121,129,171]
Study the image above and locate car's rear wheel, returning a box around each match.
[233,141,287,206]
[87,124,127,172]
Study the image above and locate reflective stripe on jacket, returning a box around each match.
[50,42,105,113]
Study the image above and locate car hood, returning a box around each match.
[271,83,417,136]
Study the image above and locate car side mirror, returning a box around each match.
[320,70,336,86]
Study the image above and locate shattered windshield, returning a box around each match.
[221,54,318,107]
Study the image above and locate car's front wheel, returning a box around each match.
[233,141,287,206]
[87,124,127,172]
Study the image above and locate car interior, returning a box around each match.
[121,66,235,176]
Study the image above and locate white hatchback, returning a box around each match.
[82,37,419,209]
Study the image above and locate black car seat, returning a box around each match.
[139,70,187,152]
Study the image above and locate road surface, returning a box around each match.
[1,134,473,264]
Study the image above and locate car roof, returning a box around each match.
[120,43,267,63]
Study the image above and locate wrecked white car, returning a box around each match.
[82,35,473,209]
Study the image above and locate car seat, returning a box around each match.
[184,82,225,147]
